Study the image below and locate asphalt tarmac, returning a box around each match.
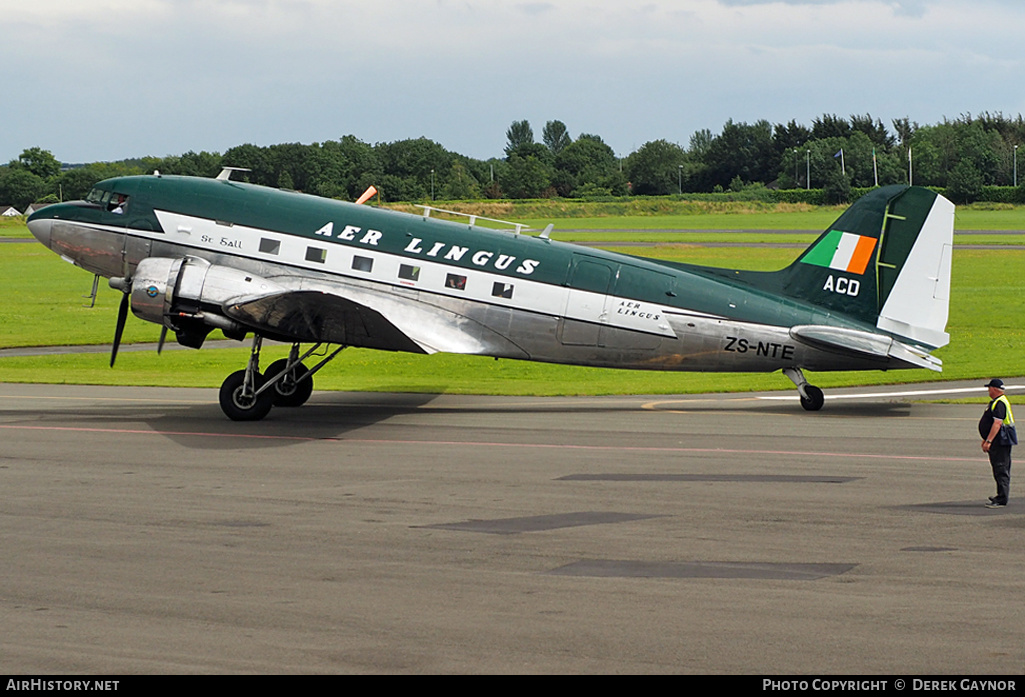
[1,381,1023,674]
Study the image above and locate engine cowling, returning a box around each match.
[130,256,285,347]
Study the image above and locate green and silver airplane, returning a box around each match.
[27,170,954,420]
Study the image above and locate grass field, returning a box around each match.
[2,206,1022,396]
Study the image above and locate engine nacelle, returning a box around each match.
[130,256,285,347]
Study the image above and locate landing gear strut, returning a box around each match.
[265,343,314,407]
[217,337,346,421]
[783,367,824,412]
[218,335,275,421]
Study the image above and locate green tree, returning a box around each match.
[699,120,776,190]
[812,114,852,141]
[376,173,425,202]
[955,119,1001,184]
[908,119,999,187]
[892,117,918,148]
[321,136,382,200]
[625,140,686,195]
[222,143,272,185]
[777,148,808,189]
[688,129,715,159]
[481,158,507,199]
[152,150,223,178]
[849,114,895,149]
[0,167,45,209]
[377,137,452,200]
[440,161,481,200]
[822,168,852,204]
[13,147,61,179]
[503,154,553,198]
[772,121,811,154]
[505,120,535,157]
[555,136,626,196]
[946,158,984,204]
[906,136,939,186]
[542,120,571,156]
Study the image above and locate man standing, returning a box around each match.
[979,379,1015,508]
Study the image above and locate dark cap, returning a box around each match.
[985,379,1005,389]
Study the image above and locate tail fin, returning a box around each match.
[778,185,954,349]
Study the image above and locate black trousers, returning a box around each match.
[988,444,1012,504]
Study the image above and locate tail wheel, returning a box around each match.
[265,359,314,407]
[219,370,275,421]
[800,385,825,412]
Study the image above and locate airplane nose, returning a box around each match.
[27,216,53,248]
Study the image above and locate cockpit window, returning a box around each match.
[85,188,129,214]
[108,194,129,214]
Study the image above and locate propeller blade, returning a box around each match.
[157,326,168,355]
[110,291,129,367]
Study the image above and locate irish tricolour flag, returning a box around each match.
[801,230,877,275]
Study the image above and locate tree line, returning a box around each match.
[3,112,1024,210]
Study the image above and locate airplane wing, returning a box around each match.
[789,325,942,372]
[223,287,531,359]
[224,290,427,353]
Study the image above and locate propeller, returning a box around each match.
[111,290,129,367]
[108,276,131,367]
[107,275,171,363]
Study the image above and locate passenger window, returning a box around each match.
[399,264,420,281]
[259,239,280,255]
[305,247,326,263]
[352,256,373,272]
[445,274,467,290]
[492,282,514,299]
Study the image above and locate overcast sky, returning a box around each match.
[3,0,1023,165]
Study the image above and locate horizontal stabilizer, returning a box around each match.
[790,325,942,372]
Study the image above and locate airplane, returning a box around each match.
[26,169,954,421]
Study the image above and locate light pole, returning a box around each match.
[806,150,810,190]
[431,168,435,200]
[1015,145,1018,188]
[678,164,683,195]
[794,148,799,188]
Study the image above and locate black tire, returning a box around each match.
[219,370,275,421]
[264,359,314,407]
[800,385,825,411]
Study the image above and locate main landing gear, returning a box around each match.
[783,367,824,412]
[218,335,346,421]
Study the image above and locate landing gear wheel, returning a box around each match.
[800,385,825,412]
[219,370,275,421]
[265,359,314,407]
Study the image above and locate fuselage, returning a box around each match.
[27,174,896,373]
